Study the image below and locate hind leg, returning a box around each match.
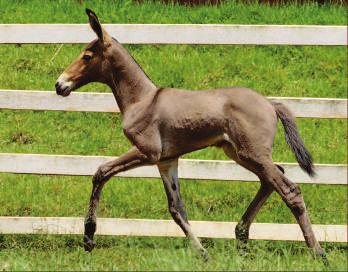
[266,166,327,262]
[222,143,273,247]
[234,166,286,245]
[223,142,326,263]
[235,182,273,248]
[246,157,327,264]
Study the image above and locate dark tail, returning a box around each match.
[272,102,315,176]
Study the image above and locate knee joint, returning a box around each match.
[147,153,161,164]
[92,167,106,185]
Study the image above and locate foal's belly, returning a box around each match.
[159,121,226,158]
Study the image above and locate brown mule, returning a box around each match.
[55,9,327,264]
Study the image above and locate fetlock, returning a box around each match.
[235,222,250,254]
[235,222,249,242]
[83,220,96,252]
[84,220,96,237]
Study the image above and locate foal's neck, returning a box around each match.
[107,41,157,113]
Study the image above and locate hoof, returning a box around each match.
[236,237,251,257]
[237,245,250,258]
[312,247,329,267]
[201,248,209,262]
[322,256,329,267]
[318,251,329,267]
[236,244,249,253]
[194,248,208,262]
[84,236,96,252]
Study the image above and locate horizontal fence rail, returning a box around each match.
[0,217,346,242]
[0,90,346,119]
[0,24,347,45]
[0,153,346,185]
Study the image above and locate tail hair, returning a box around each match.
[272,102,315,176]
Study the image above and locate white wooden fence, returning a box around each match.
[1,217,345,242]
[0,24,346,242]
[0,153,346,185]
[0,90,346,118]
[0,24,346,45]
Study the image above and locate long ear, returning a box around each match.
[86,8,108,42]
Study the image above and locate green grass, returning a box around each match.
[0,0,346,25]
[0,110,346,164]
[0,0,347,271]
[0,44,347,98]
[0,235,346,271]
[0,174,346,223]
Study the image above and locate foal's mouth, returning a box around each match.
[56,85,72,97]
[55,78,74,97]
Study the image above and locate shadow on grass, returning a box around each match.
[1,234,346,254]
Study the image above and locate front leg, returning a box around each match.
[158,158,208,260]
[84,146,151,252]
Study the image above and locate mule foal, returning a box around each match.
[56,9,327,264]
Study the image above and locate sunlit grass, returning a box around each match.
[0,0,346,271]
[0,235,346,271]
[0,0,346,25]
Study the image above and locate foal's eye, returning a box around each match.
[82,55,92,62]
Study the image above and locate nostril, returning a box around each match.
[55,82,59,88]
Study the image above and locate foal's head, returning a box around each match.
[55,9,114,97]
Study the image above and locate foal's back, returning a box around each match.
[154,86,278,157]
[155,86,277,130]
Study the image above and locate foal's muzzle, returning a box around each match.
[55,74,73,97]
[55,82,70,97]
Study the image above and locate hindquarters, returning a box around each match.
[221,88,279,167]
[221,88,314,178]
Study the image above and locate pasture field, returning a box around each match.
[0,0,347,271]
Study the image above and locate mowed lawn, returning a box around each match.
[0,0,346,271]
